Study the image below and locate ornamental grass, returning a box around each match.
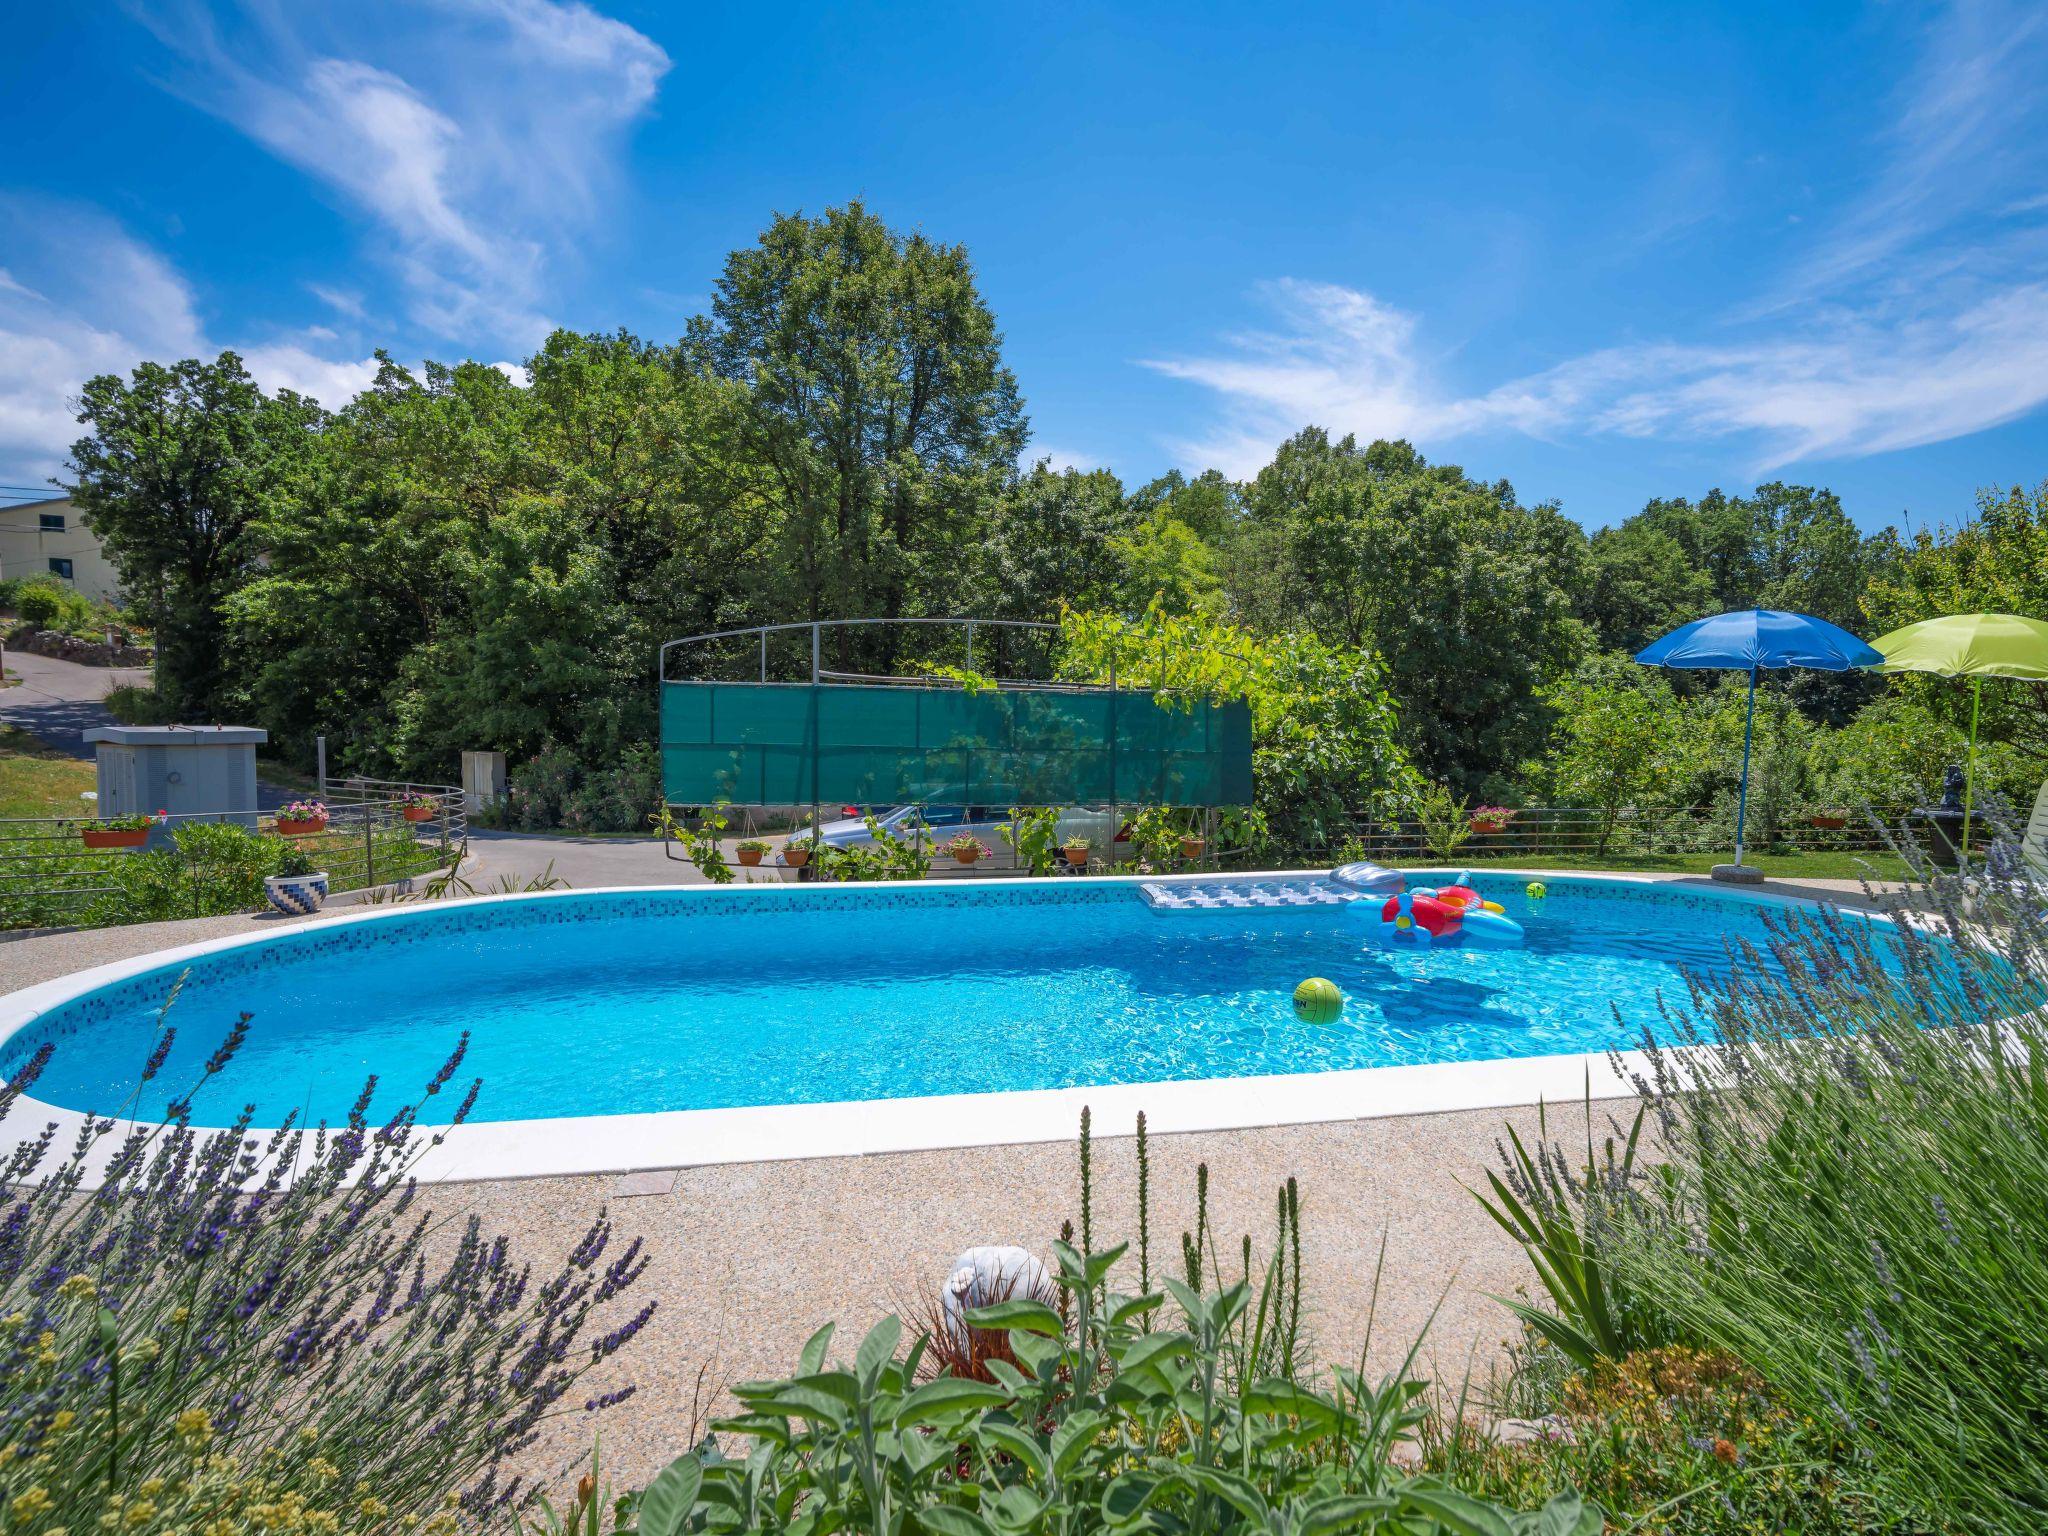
[1490,823,2048,1532]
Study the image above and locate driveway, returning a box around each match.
[0,648,151,757]
[0,649,302,810]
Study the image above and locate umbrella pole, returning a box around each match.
[1962,676,1980,857]
[1735,665,1756,868]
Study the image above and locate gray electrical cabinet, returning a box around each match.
[84,726,267,847]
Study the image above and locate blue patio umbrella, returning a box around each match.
[1635,609,1883,880]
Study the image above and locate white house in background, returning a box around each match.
[0,496,122,604]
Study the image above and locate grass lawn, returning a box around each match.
[0,726,96,819]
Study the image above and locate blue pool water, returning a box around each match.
[4,874,1881,1126]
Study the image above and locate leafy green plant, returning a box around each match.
[654,804,733,882]
[601,1129,1600,1536]
[74,810,159,833]
[1001,806,1064,875]
[942,831,992,860]
[817,816,930,881]
[1410,782,1474,861]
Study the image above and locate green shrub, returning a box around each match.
[104,683,176,725]
[1429,1347,1876,1533]
[13,583,66,629]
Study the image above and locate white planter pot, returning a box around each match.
[263,871,330,916]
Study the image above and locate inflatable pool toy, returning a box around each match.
[1526,881,1547,900]
[1293,976,1343,1023]
[1374,871,1523,948]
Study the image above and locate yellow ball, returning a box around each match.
[1526,881,1547,900]
[1293,977,1343,1024]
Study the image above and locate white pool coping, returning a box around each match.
[0,868,1895,1186]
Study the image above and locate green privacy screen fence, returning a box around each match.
[659,681,1254,808]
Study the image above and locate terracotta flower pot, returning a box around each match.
[402,805,436,823]
[953,849,981,866]
[1809,814,1848,830]
[783,847,811,868]
[1180,837,1206,859]
[737,847,764,867]
[275,817,327,837]
[1469,818,1506,835]
[1064,847,1089,867]
[81,828,149,850]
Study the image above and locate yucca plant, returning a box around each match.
[1472,1098,1669,1370]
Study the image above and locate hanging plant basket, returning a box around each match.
[1180,836,1207,859]
[81,828,149,850]
[1063,846,1089,867]
[783,846,811,868]
[737,847,764,867]
[401,805,436,824]
[952,848,982,865]
[276,817,328,837]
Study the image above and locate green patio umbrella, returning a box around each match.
[1869,612,2048,854]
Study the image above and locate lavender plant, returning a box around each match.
[1499,823,2048,1531]
[0,997,653,1528]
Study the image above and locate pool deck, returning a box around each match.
[0,870,1906,1493]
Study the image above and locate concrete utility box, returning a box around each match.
[83,726,267,847]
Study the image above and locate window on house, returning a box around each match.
[47,558,73,580]
[39,512,65,532]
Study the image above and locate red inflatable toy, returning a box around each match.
[1379,892,1461,937]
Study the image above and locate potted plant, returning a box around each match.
[263,844,329,916]
[945,832,991,866]
[1180,832,1206,859]
[782,832,820,869]
[397,791,438,824]
[1062,835,1091,868]
[736,838,772,868]
[275,799,329,837]
[1468,805,1515,836]
[77,810,160,850]
[1808,807,1850,830]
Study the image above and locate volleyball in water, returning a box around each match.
[1293,977,1343,1024]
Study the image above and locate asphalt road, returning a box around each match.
[0,647,152,757]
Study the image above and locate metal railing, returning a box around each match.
[0,780,466,932]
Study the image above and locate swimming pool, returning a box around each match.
[1,872,1887,1149]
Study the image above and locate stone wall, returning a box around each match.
[5,627,153,667]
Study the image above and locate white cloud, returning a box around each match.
[0,201,381,482]
[1150,0,2048,478]
[135,0,670,349]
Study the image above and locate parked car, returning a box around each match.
[816,804,1118,853]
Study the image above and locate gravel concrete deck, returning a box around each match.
[0,872,1905,1497]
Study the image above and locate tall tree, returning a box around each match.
[978,461,1130,621]
[704,201,1027,664]
[69,352,325,719]
[1236,430,1591,792]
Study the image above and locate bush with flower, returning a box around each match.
[0,1001,654,1529]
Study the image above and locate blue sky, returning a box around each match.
[2,0,2045,531]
